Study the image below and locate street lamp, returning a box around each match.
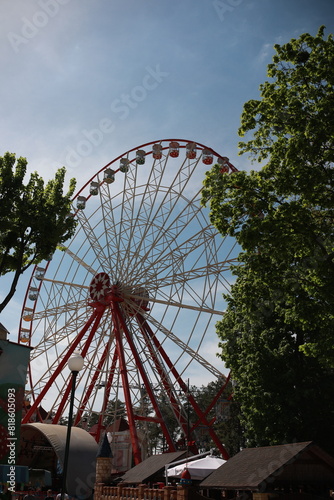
[61,351,84,500]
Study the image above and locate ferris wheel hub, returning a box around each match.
[89,272,111,303]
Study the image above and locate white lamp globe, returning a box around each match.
[68,351,84,372]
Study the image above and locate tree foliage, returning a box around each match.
[202,27,334,452]
[0,152,76,312]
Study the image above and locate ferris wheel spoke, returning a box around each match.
[133,224,227,285]
[23,297,87,323]
[119,155,199,275]
[148,258,238,290]
[155,277,229,313]
[73,207,115,280]
[94,178,127,276]
[96,174,116,268]
[128,189,204,278]
[30,306,93,362]
[116,155,170,278]
[148,313,223,378]
[63,247,97,276]
[122,298,224,378]
[125,292,224,316]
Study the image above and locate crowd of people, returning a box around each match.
[0,487,70,500]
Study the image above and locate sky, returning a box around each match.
[1,0,334,378]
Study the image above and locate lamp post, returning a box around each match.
[61,351,84,500]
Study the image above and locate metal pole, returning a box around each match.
[187,378,190,453]
[61,370,78,500]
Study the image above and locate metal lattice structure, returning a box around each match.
[19,139,238,462]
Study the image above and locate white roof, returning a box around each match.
[167,455,226,480]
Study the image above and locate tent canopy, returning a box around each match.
[19,423,98,499]
[167,455,226,480]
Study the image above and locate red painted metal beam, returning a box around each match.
[135,314,190,443]
[111,301,142,465]
[52,306,108,424]
[73,340,111,426]
[114,301,176,452]
[94,347,119,443]
[137,313,230,460]
[22,304,105,423]
[191,372,231,433]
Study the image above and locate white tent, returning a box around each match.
[166,455,226,480]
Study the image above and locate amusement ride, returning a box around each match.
[18,139,238,462]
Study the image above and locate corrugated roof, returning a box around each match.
[200,441,334,490]
[121,451,191,484]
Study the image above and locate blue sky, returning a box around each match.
[1,0,333,339]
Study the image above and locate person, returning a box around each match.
[0,485,12,500]
[56,492,68,500]
[23,488,35,500]
[44,490,54,500]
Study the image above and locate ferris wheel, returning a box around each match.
[19,139,238,462]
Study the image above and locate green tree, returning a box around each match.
[0,152,76,312]
[202,27,334,452]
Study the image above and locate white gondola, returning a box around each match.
[169,141,179,158]
[20,328,30,343]
[120,158,130,173]
[104,169,115,183]
[22,307,33,322]
[186,142,197,159]
[218,156,230,173]
[202,148,213,165]
[136,150,146,165]
[152,143,162,159]
[77,196,86,209]
[35,267,46,280]
[90,181,99,195]
[28,287,38,301]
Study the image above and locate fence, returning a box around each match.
[94,483,194,500]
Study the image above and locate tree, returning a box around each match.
[0,152,76,312]
[202,27,334,452]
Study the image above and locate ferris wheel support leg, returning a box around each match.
[186,372,231,436]
[111,302,142,465]
[73,340,112,426]
[193,372,231,429]
[51,305,106,424]
[22,305,106,424]
[52,377,73,424]
[94,348,119,443]
[135,314,190,445]
[113,303,177,453]
[137,314,230,460]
